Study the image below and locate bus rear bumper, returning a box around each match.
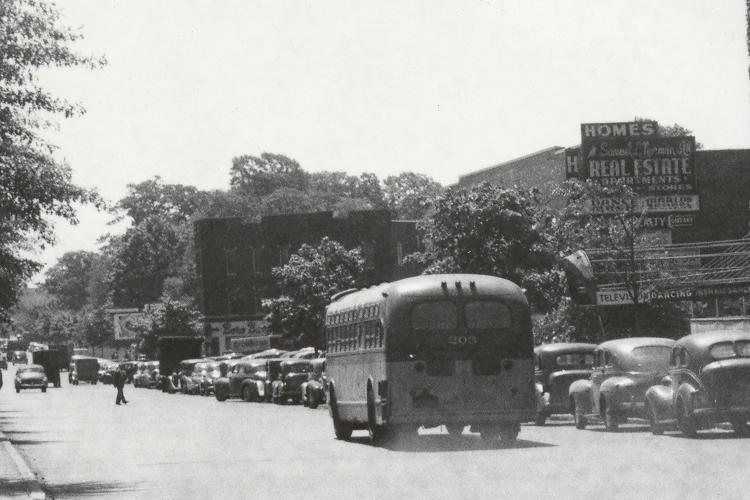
[388,409,535,426]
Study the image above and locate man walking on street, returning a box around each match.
[114,365,128,405]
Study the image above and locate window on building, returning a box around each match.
[249,247,257,273]
[396,242,404,265]
[279,245,291,266]
[225,248,238,276]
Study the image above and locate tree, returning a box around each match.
[137,298,201,358]
[264,238,365,349]
[382,172,444,219]
[108,216,188,308]
[114,176,207,225]
[43,250,97,310]
[408,182,557,310]
[550,179,690,339]
[82,307,114,353]
[230,153,308,198]
[0,0,104,319]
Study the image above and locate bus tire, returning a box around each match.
[445,423,464,436]
[367,388,389,446]
[499,423,520,443]
[330,387,352,441]
[241,385,253,402]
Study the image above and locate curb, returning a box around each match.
[0,430,46,500]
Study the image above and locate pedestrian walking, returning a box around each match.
[113,366,128,405]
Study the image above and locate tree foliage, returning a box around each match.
[230,153,308,197]
[43,250,97,310]
[264,238,364,349]
[410,182,557,310]
[115,176,207,225]
[136,299,201,358]
[0,0,104,319]
[383,172,444,219]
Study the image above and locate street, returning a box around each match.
[0,366,747,500]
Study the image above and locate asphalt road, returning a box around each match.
[0,365,748,500]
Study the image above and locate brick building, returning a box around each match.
[193,210,420,354]
[458,147,750,245]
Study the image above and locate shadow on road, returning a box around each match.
[383,434,555,453]
[43,480,145,497]
[10,439,68,446]
[0,478,40,495]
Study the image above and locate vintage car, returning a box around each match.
[198,361,222,396]
[271,359,313,404]
[11,351,27,365]
[534,343,597,425]
[140,361,160,388]
[181,360,210,395]
[301,358,326,409]
[214,358,267,402]
[15,364,48,392]
[645,330,750,437]
[70,356,100,385]
[569,337,675,431]
[247,348,287,360]
[263,358,284,402]
[97,359,118,384]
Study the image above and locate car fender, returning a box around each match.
[241,380,257,394]
[645,384,674,421]
[675,382,699,415]
[569,379,593,414]
[600,376,636,408]
[534,382,548,412]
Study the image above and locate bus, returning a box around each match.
[325,274,536,445]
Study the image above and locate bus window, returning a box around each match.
[411,301,458,331]
[465,301,511,329]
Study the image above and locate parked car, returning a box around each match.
[263,358,284,402]
[142,361,160,388]
[97,359,118,384]
[214,358,267,402]
[70,356,100,385]
[301,358,326,408]
[569,337,675,431]
[11,351,27,365]
[198,361,222,396]
[534,343,597,425]
[248,349,287,360]
[272,359,313,404]
[178,359,205,394]
[15,364,48,392]
[645,330,750,437]
[132,362,147,387]
[119,361,139,383]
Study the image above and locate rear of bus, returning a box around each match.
[384,274,536,437]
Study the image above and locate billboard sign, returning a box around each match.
[588,194,699,215]
[110,309,143,340]
[581,121,658,140]
[597,283,750,306]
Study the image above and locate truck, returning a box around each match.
[156,336,204,393]
[28,350,62,387]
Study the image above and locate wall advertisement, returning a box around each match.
[110,308,143,340]
[596,283,750,306]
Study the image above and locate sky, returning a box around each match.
[30,0,750,283]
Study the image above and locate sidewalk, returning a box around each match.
[0,428,45,499]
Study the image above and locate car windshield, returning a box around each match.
[19,367,44,374]
[631,346,672,371]
[285,363,311,374]
[555,353,594,368]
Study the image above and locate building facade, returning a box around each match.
[193,210,420,354]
